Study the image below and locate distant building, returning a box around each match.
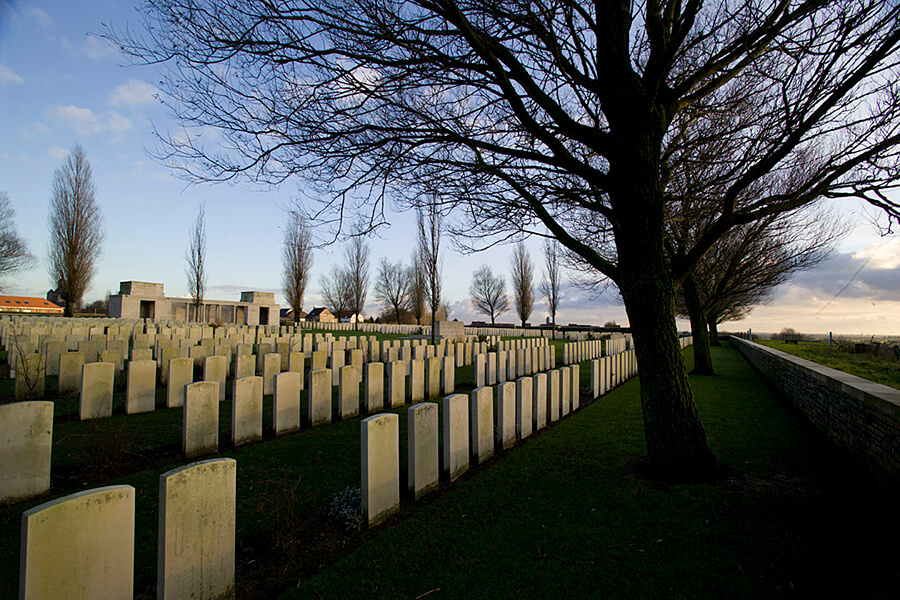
[306,307,336,323]
[46,288,65,309]
[107,281,279,325]
[0,296,64,315]
[280,307,307,322]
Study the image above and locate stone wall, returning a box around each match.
[731,337,900,489]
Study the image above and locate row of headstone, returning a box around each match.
[562,334,632,365]
[362,364,583,527]
[473,345,555,387]
[18,457,235,600]
[590,349,638,398]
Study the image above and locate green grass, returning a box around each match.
[0,335,562,599]
[3,340,893,599]
[757,339,900,390]
[283,342,898,599]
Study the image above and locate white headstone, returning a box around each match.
[126,359,157,414]
[361,413,399,527]
[274,371,301,435]
[0,401,52,503]
[408,403,439,500]
[232,376,263,445]
[80,361,115,420]
[158,458,236,600]
[184,381,219,458]
[442,394,469,481]
[20,485,135,600]
[470,386,494,463]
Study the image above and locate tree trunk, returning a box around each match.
[707,313,721,346]
[619,269,718,479]
[63,301,74,318]
[682,275,715,375]
[610,116,717,479]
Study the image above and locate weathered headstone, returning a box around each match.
[204,355,228,402]
[361,413,400,527]
[470,386,494,464]
[442,355,455,395]
[425,356,441,399]
[442,393,469,481]
[80,361,115,420]
[339,364,360,419]
[167,357,194,408]
[364,362,384,414]
[262,352,281,396]
[387,360,406,408]
[549,369,561,422]
[516,376,533,439]
[234,354,255,380]
[408,403,439,500]
[19,485,135,600]
[126,359,157,414]
[408,358,425,403]
[308,368,332,426]
[15,354,46,401]
[495,381,516,450]
[184,381,219,458]
[0,401,52,503]
[560,366,571,417]
[158,458,236,600]
[232,376,263,446]
[58,351,85,396]
[274,371,301,435]
[571,364,580,410]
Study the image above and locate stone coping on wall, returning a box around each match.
[732,337,900,418]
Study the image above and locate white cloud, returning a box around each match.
[29,6,52,30]
[44,105,133,137]
[0,153,34,163]
[851,238,900,270]
[0,64,24,85]
[82,34,117,60]
[108,79,159,108]
[48,146,68,160]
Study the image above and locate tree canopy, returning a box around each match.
[110,0,900,476]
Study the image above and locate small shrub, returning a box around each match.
[328,486,363,532]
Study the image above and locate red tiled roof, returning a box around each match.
[0,296,64,310]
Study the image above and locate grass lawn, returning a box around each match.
[2,339,894,599]
[284,342,898,599]
[756,339,900,390]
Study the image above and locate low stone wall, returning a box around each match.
[731,337,900,489]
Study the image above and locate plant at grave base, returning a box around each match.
[477,334,487,343]
[73,415,132,473]
[328,486,362,532]
[250,477,315,550]
[10,330,45,401]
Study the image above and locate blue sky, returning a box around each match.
[2,0,899,336]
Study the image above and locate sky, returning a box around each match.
[1,0,899,337]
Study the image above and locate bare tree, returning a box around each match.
[470,265,509,326]
[320,264,353,322]
[282,209,314,322]
[47,144,104,318]
[344,234,371,326]
[374,257,410,324]
[0,192,35,289]
[112,2,900,477]
[417,204,443,343]
[510,241,534,328]
[185,201,207,322]
[409,253,426,326]
[539,240,562,339]
[679,209,845,348]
